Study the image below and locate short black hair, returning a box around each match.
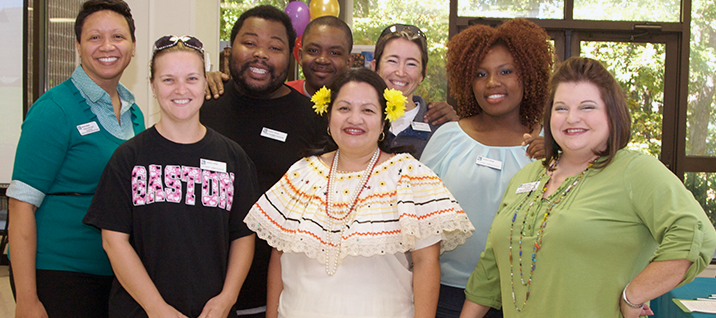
[75,0,135,42]
[230,5,296,54]
[303,16,353,52]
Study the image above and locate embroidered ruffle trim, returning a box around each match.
[245,207,474,266]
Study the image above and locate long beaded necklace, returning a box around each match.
[323,148,381,275]
[507,155,594,312]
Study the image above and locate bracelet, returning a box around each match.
[622,283,645,309]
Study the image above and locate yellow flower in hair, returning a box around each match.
[383,88,407,122]
[311,86,331,116]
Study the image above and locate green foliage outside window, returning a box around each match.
[686,0,716,225]
[685,172,716,226]
[457,0,562,19]
[573,0,680,22]
[581,42,665,159]
[686,0,716,157]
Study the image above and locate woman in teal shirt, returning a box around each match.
[7,1,144,317]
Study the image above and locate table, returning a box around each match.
[652,277,716,317]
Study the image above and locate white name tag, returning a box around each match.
[200,158,227,173]
[77,121,100,136]
[516,181,540,194]
[411,121,431,132]
[475,156,502,170]
[260,127,288,142]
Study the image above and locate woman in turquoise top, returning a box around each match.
[460,57,716,318]
[420,19,553,318]
[7,1,144,317]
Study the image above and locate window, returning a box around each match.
[581,41,665,158]
[457,0,563,19]
[573,0,679,22]
[686,0,716,157]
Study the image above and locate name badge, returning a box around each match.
[200,158,227,173]
[260,127,288,142]
[411,122,431,132]
[475,156,502,170]
[516,181,540,194]
[77,121,100,136]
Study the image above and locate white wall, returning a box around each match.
[0,3,24,184]
[699,264,716,278]
[122,0,220,126]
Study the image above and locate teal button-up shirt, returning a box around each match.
[71,65,136,140]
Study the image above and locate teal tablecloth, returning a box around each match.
[652,277,716,318]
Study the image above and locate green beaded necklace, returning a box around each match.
[507,156,594,312]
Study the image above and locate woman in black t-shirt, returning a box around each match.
[85,35,259,318]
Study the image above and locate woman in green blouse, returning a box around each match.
[460,57,716,318]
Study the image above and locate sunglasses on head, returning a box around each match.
[379,24,426,40]
[152,35,204,54]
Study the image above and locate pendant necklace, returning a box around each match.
[324,148,381,275]
[508,155,595,312]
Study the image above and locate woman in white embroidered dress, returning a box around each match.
[244,68,474,318]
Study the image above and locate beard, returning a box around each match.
[230,57,289,98]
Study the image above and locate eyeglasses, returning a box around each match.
[152,35,204,54]
[379,24,426,40]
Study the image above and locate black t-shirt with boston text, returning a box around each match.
[84,126,259,318]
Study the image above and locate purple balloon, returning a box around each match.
[285,1,311,36]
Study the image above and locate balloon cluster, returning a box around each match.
[285,0,340,62]
[284,0,339,36]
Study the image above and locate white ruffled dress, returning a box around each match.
[245,153,474,318]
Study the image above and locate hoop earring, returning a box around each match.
[379,132,385,141]
[327,127,331,136]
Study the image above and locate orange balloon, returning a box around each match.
[309,0,339,19]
